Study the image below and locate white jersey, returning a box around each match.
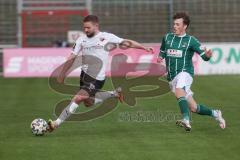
[72,32,123,80]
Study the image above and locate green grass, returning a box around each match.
[0,75,240,160]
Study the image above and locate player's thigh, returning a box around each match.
[83,80,105,107]
[169,77,177,94]
[169,78,186,98]
[175,88,186,98]
[175,72,193,98]
[81,78,105,107]
[176,72,193,88]
[83,98,95,107]
[169,72,189,93]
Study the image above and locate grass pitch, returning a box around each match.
[0,75,240,160]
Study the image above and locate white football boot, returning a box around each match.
[176,119,191,132]
[214,110,226,129]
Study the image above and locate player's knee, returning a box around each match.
[84,101,93,107]
[73,95,88,104]
[188,103,197,112]
[175,88,186,98]
[84,103,92,107]
[190,107,197,113]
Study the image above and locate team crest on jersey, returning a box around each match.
[182,42,188,48]
[72,43,76,49]
[100,37,105,42]
[167,49,183,58]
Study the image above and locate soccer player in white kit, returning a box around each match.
[47,15,153,132]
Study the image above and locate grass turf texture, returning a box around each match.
[0,75,239,160]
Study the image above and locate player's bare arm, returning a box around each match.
[121,39,154,53]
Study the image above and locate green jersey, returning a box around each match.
[159,33,210,81]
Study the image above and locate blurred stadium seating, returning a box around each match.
[0,0,239,48]
[0,0,18,46]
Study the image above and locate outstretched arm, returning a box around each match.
[120,39,154,53]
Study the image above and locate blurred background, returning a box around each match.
[1,0,240,46]
[1,0,240,75]
[0,1,240,160]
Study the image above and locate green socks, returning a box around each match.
[177,98,215,119]
[196,104,214,117]
[177,97,190,120]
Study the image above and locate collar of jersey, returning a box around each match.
[87,31,102,39]
[174,33,187,38]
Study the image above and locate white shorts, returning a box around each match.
[169,72,193,98]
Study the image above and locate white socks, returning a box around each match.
[94,91,117,105]
[212,110,218,118]
[55,101,79,126]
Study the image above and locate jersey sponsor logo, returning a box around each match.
[167,49,183,58]
[83,45,104,51]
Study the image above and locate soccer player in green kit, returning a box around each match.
[158,12,226,132]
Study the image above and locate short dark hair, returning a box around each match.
[173,12,190,28]
[83,15,99,23]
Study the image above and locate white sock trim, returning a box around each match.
[212,110,218,118]
[94,98,103,104]
[55,118,63,126]
[69,101,79,113]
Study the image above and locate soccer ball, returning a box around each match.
[30,118,48,136]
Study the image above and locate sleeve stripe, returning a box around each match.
[200,52,205,57]
[165,33,169,41]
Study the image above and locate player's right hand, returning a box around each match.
[157,57,164,63]
[205,48,213,58]
[145,47,154,53]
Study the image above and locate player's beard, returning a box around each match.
[86,32,95,38]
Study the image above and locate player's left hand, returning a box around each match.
[205,48,213,58]
[144,47,154,53]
